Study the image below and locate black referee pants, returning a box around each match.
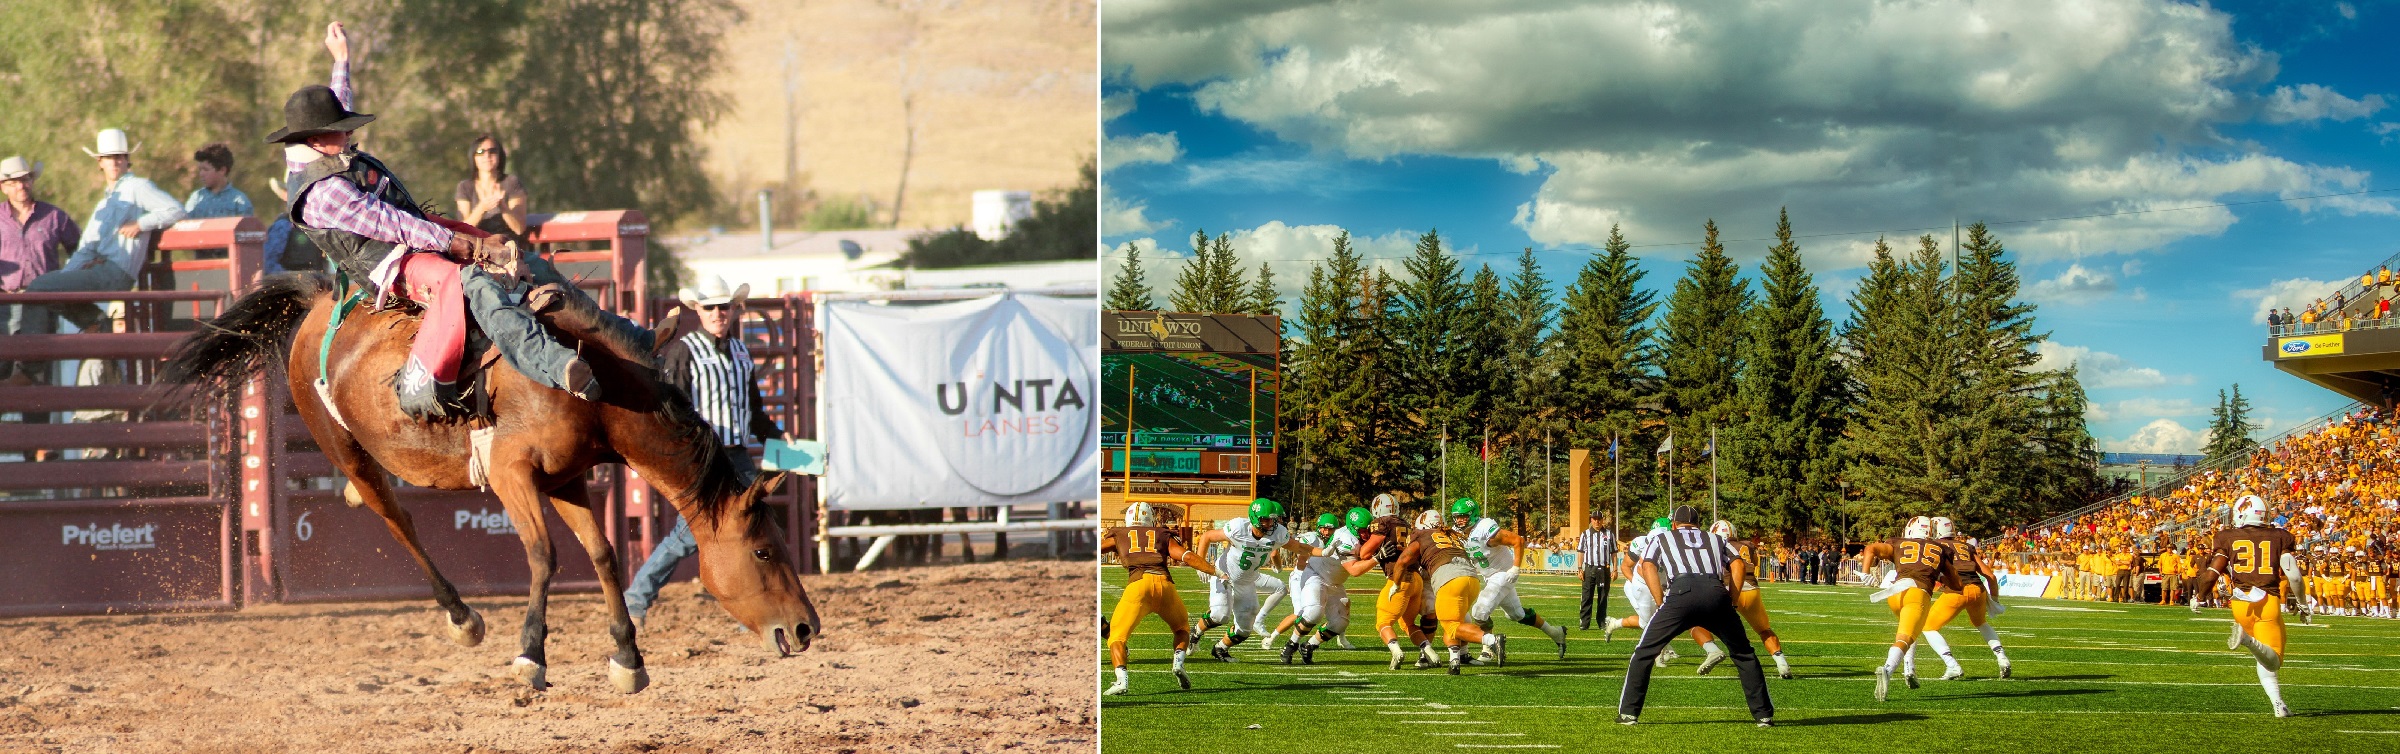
[1579,565,1611,627]
[1619,578,1773,721]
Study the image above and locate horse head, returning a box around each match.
[689,469,821,656]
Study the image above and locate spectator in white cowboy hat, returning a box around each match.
[1,155,81,386]
[622,275,791,625]
[14,128,185,343]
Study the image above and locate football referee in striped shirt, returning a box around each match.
[1618,505,1774,727]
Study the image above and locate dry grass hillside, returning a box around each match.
[702,0,1096,230]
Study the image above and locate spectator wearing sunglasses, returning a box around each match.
[453,134,527,239]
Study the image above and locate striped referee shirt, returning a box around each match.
[1580,528,1615,569]
[1636,526,1743,580]
[659,329,782,447]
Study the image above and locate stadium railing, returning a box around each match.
[2023,400,2365,535]
[2266,246,2400,336]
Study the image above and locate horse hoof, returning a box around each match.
[609,658,650,694]
[512,656,548,690]
[340,481,365,507]
[446,609,486,647]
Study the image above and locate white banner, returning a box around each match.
[820,294,1098,510]
[1994,572,2050,599]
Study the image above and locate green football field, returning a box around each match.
[1098,568,2400,753]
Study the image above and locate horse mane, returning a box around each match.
[611,341,751,524]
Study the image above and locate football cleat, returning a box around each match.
[1211,642,1233,662]
[1618,714,1638,726]
[1773,653,1792,680]
[1756,718,1774,728]
[1104,679,1129,696]
[1175,666,1190,690]
[1905,672,1919,690]
[1336,636,1358,650]
[1300,641,1317,665]
[2229,622,2246,651]
[1281,639,1299,665]
[1447,656,1463,675]
[1604,620,1622,642]
[1998,661,2012,680]
[1545,624,1569,659]
[1493,636,1507,668]
[1940,668,1964,681]
[1390,645,1406,670]
[1875,666,1891,702]
[1697,649,1728,676]
[2273,700,2290,718]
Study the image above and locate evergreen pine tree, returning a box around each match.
[1167,230,1251,313]
[1657,219,1752,511]
[1390,229,1472,496]
[1730,209,1845,544]
[1841,236,1961,534]
[1247,262,1283,316]
[1551,224,1660,518]
[1288,232,1375,503]
[1498,248,1559,515]
[1106,242,1154,311]
[1951,222,2049,527]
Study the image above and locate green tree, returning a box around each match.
[1167,229,1250,313]
[1106,242,1154,311]
[1497,248,1559,530]
[2203,384,2260,466]
[1288,232,1374,505]
[1389,229,1474,496]
[1246,262,1283,316]
[1657,219,1751,511]
[1730,209,1845,544]
[1840,236,1960,535]
[898,159,1099,269]
[1550,224,1659,519]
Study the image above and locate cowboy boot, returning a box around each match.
[394,356,464,420]
[459,267,599,401]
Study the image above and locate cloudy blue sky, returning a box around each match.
[1099,0,2400,455]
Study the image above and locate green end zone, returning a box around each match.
[1100,568,2400,753]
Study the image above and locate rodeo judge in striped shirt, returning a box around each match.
[623,275,790,624]
[1618,505,1774,728]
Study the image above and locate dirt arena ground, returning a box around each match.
[0,559,1094,753]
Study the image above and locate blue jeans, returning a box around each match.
[624,514,695,616]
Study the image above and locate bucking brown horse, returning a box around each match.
[163,273,819,694]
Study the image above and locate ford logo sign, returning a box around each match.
[2283,341,2310,354]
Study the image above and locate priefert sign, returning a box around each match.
[61,522,159,551]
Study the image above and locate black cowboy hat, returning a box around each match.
[264,85,375,143]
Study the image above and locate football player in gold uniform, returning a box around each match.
[2188,494,2305,717]
[1860,515,1961,701]
[1916,517,2012,680]
[1102,502,1220,695]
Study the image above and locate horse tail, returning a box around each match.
[160,273,332,400]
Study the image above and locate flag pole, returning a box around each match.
[1710,425,1718,524]
[1247,366,1258,500]
[1545,430,1553,540]
[1124,365,1137,509]
[1480,425,1489,509]
[1611,431,1620,544]
[1440,426,1448,506]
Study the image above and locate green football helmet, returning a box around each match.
[1345,507,1372,536]
[1316,512,1340,530]
[1449,498,1479,529]
[1248,498,1285,530]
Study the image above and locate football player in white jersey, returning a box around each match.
[1461,505,1571,662]
[1187,498,1326,661]
[1603,518,1685,667]
[1269,508,1367,664]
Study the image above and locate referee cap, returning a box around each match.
[1671,505,1702,526]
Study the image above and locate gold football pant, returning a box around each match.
[2231,593,2286,656]
[1107,572,1190,666]
[1924,582,1989,630]
[1434,574,1486,646]
[1376,575,1427,640]
[1886,586,1932,647]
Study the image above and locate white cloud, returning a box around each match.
[2106,397,2208,419]
[2232,277,2339,324]
[1102,132,1183,170]
[1103,92,1138,122]
[2106,418,2204,454]
[1105,0,2396,265]
[1149,221,1426,316]
[2261,84,2387,124]
[1102,195,1169,236]
[2034,342,2186,389]
[2026,263,2118,305]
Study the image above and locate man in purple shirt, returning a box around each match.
[1,156,81,385]
[273,22,594,418]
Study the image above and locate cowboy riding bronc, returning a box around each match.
[269,47,596,419]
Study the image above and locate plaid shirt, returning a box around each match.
[298,173,455,305]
